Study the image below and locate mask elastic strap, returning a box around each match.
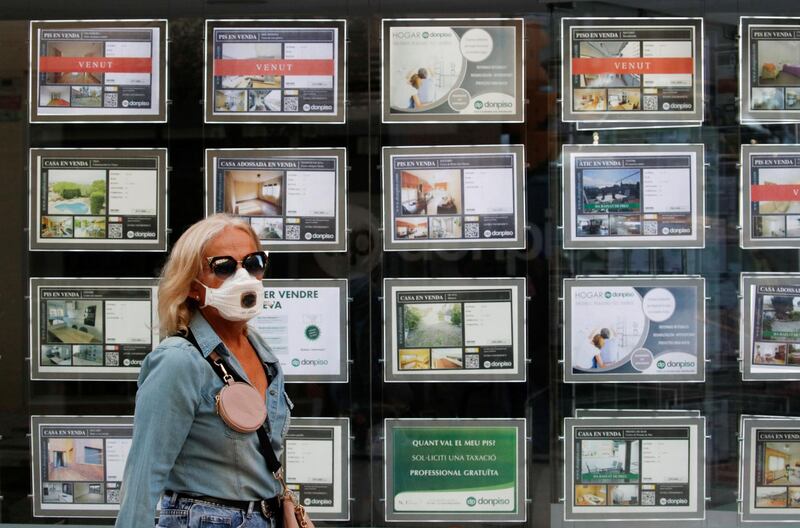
[192,278,210,309]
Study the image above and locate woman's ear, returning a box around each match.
[188,281,204,305]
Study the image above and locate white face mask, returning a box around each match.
[195,267,264,322]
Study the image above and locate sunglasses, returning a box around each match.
[206,251,268,279]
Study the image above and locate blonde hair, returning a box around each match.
[158,214,261,336]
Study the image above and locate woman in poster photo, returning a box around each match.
[115,214,291,528]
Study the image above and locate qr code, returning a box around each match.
[104,92,118,108]
[283,97,299,112]
[105,351,119,367]
[641,491,656,506]
[285,225,300,240]
[643,95,658,111]
[642,221,658,235]
[108,224,123,239]
[106,489,120,504]
[464,223,480,238]
[465,355,480,369]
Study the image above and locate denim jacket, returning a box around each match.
[115,311,292,528]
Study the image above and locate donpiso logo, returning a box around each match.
[291,358,301,367]
[466,497,477,507]
[422,31,429,39]
[474,100,484,110]
[657,360,666,369]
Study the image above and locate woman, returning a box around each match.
[115,214,291,528]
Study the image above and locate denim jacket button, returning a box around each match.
[269,389,276,396]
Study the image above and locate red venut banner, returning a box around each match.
[751,184,800,201]
[213,59,334,77]
[572,57,693,75]
[39,56,152,73]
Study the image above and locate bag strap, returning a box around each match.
[179,329,283,474]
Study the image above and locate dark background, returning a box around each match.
[0,0,797,526]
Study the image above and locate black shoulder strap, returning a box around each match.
[178,329,282,474]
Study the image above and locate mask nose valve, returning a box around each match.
[241,291,258,308]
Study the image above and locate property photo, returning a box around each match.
[756,171,800,215]
[429,216,462,239]
[215,89,246,112]
[219,42,283,89]
[74,217,106,238]
[581,169,641,213]
[70,86,102,107]
[762,442,800,485]
[579,439,640,483]
[250,217,284,240]
[39,86,70,107]
[45,300,104,344]
[757,40,800,86]
[574,484,607,506]
[752,87,784,110]
[609,214,642,236]
[576,215,610,236]
[756,486,788,507]
[45,437,105,482]
[787,215,800,237]
[759,294,800,341]
[40,216,73,238]
[756,215,787,238]
[248,89,281,112]
[607,88,641,111]
[47,169,106,216]
[41,482,74,503]
[787,88,800,109]
[42,41,104,84]
[431,348,463,369]
[609,484,639,505]
[398,169,462,216]
[790,486,800,507]
[402,303,463,348]
[398,349,430,370]
[73,345,103,366]
[74,482,104,503]
[578,41,641,88]
[222,170,283,216]
[395,218,428,240]
[41,344,72,366]
[754,342,789,365]
[573,88,607,111]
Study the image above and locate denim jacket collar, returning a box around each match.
[188,310,279,365]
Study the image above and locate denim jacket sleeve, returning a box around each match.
[115,337,206,528]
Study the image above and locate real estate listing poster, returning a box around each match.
[382,145,525,251]
[562,144,704,249]
[31,415,133,518]
[30,148,168,251]
[384,418,526,522]
[30,278,159,381]
[564,415,705,522]
[250,279,348,383]
[29,20,166,122]
[741,416,800,521]
[381,18,524,123]
[740,18,800,123]
[383,278,526,382]
[741,273,800,381]
[563,276,705,383]
[205,20,346,123]
[561,18,704,124]
[283,418,350,520]
[741,144,800,248]
[206,148,347,252]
